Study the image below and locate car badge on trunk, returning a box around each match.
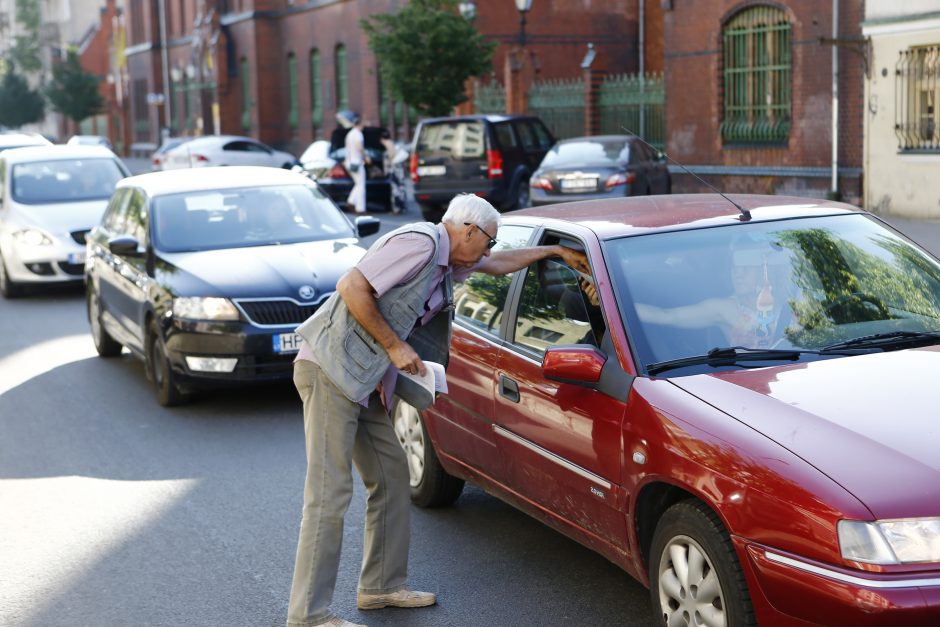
[298,285,316,300]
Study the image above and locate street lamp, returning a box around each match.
[458,1,476,19]
[515,0,532,47]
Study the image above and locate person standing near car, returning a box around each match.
[344,114,367,214]
[286,193,590,627]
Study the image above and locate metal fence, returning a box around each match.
[527,77,585,139]
[598,72,665,149]
[474,80,506,115]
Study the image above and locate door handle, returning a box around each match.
[499,374,520,403]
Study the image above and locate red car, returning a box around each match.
[393,194,940,626]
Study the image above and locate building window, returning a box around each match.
[287,53,298,130]
[335,44,348,112]
[240,58,252,132]
[896,45,940,152]
[132,79,149,142]
[310,50,322,129]
[720,5,792,144]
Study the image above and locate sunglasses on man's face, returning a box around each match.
[465,222,498,250]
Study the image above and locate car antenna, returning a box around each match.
[620,125,751,221]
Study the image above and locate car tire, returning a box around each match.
[87,285,122,357]
[147,319,190,407]
[509,180,530,211]
[649,500,756,627]
[0,254,23,298]
[392,397,464,508]
[418,203,443,223]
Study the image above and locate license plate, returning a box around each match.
[417,165,446,176]
[67,252,86,265]
[560,178,598,191]
[273,332,303,354]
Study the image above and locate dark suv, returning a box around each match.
[410,114,555,221]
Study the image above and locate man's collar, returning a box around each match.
[436,223,451,268]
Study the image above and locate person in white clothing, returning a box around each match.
[344,114,367,214]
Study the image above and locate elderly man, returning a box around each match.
[286,194,588,627]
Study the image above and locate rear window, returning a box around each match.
[539,139,630,168]
[416,122,486,159]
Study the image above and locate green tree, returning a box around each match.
[45,51,104,124]
[361,0,495,117]
[9,0,42,74]
[0,64,45,127]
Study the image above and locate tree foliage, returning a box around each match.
[9,0,42,73]
[0,65,45,127]
[45,51,104,124]
[361,0,495,117]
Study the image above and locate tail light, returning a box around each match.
[191,153,210,165]
[328,163,350,179]
[410,152,419,183]
[605,171,636,188]
[487,149,503,179]
[531,176,553,191]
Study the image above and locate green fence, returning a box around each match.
[527,77,585,139]
[598,72,665,149]
[474,80,506,115]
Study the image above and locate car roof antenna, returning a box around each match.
[620,125,751,221]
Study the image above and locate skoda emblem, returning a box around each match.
[298,285,316,300]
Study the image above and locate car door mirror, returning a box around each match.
[542,345,607,385]
[355,216,380,238]
[108,235,143,256]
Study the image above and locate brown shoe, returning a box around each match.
[357,589,436,610]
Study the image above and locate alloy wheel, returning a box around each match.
[657,534,726,627]
[393,401,425,488]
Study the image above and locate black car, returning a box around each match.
[529,134,671,205]
[297,126,395,213]
[84,166,379,406]
[410,114,555,222]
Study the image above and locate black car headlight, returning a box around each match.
[171,297,240,321]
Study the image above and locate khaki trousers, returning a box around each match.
[287,360,410,626]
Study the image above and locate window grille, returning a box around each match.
[335,45,348,112]
[896,46,940,151]
[310,50,322,129]
[720,6,792,144]
[287,53,298,130]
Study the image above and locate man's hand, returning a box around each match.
[558,247,590,274]
[580,276,600,307]
[389,341,426,377]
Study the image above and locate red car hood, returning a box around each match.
[670,346,940,519]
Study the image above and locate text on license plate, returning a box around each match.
[560,178,597,191]
[67,252,86,264]
[273,332,303,354]
[417,165,446,176]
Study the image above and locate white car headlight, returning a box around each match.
[839,518,940,564]
[172,297,240,321]
[13,229,53,246]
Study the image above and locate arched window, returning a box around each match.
[720,5,792,144]
[310,49,322,129]
[335,44,349,112]
[287,53,298,130]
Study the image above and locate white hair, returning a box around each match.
[441,194,501,230]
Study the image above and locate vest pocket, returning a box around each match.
[388,300,422,330]
[344,329,383,381]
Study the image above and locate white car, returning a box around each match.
[0,132,53,153]
[0,145,130,297]
[160,135,297,171]
[67,135,113,150]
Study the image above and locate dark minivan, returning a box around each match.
[410,114,555,221]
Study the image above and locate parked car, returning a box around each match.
[150,136,193,170]
[410,114,555,222]
[160,135,297,170]
[67,135,113,150]
[296,126,395,212]
[0,131,53,152]
[84,166,379,406]
[0,145,130,297]
[529,134,671,205]
[394,194,940,625]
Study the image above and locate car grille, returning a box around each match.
[57,262,85,276]
[70,229,90,245]
[235,299,321,326]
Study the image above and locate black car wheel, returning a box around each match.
[87,285,122,357]
[649,500,756,627]
[0,254,23,298]
[509,180,530,211]
[418,203,444,223]
[147,319,189,407]
[392,397,464,507]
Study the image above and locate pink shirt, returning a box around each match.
[296,224,479,406]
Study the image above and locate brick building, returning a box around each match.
[662,0,865,204]
[74,0,125,150]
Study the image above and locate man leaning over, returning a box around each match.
[286,193,589,627]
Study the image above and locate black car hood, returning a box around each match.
[155,239,367,301]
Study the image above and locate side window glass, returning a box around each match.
[514,259,599,353]
[124,191,148,244]
[532,122,554,150]
[493,122,517,150]
[454,224,533,336]
[223,141,246,152]
[246,141,270,154]
[103,189,132,233]
[515,121,536,150]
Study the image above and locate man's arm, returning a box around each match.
[475,244,589,276]
[336,268,425,375]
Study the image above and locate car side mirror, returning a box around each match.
[355,216,380,238]
[542,345,607,385]
[108,235,143,256]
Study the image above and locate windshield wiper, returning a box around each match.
[820,330,940,352]
[646,346,807,376]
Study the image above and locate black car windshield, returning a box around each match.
[11,158,125,204]
[605,214,940,375]
[539,139,629,168]
[153,184,354,252]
